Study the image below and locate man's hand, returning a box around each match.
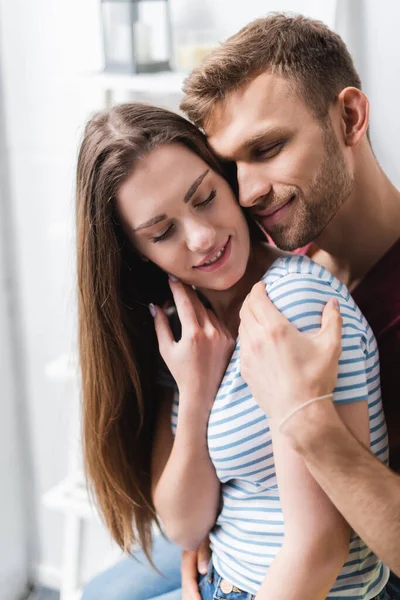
[239,281,342,423]
[181,537,211,600]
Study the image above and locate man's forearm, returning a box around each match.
[256,543,344,600]
[284,401,400,575]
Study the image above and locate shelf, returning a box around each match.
[43,472,98,521]
[88,70,186,95]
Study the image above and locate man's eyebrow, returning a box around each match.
[212,128,287,161]
[184,169,209,203]
[241,128,287,152]
[133,214,167,232]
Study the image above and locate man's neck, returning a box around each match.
[313,144,400,290]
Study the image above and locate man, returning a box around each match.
[180,12,400,599]
[82,14,400,600]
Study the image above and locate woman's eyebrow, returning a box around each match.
[133,214,167,232]
[134,168,210,232]
[184,169,209,203]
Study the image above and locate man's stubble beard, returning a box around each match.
[268,124,355,251]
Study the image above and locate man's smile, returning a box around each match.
[254,194,297,227]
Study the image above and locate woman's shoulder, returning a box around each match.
[261,254,351,300]
[260,255,373,338]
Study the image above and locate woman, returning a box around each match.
[77,103,389,599]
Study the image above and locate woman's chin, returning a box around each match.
[203,270,246,292]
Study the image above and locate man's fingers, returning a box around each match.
[197,537,211,575]
[319,298,343,358]
[152,305,174,352]
[247,281,287,328]
[181,550,202,600]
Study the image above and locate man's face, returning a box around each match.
[207,72,354,250]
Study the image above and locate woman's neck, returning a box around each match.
[199,243,288,338]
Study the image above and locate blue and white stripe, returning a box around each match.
[172,255,389,598]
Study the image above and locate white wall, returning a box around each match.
[1,0,399,592]
[0,75,29,599]
[0,0,106,589]
[335,0,400,188]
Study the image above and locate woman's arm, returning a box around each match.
[151,389,220,550]
[151,279,234,550]
[256,400,370,600]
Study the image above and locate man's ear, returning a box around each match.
[337,87,370,147]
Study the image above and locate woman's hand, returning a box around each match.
[151,280,227,547]
[239,281,342,423]
[181,537,211,600]
[152,279,235,411]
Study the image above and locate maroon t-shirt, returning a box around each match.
[296,239,400,472]
[352,238,400,473]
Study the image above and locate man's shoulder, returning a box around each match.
[353,237,400,337]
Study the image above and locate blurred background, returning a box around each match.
[1,1,399,599]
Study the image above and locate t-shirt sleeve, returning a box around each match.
[266,273,369,405]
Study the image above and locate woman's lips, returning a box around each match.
[194,236,232,272]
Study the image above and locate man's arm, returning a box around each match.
[255,416,350,600]
[239,281,400,576]
[287,399,400,576]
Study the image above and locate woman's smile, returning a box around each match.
[193,236,232,272]
[117,143,251,292]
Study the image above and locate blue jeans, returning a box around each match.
[199,561,393,600]
[81,535,182,600]
[199,562,253,600]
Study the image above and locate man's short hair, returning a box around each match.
[180,13,362,129]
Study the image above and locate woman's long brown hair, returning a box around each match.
[76,103,262,560]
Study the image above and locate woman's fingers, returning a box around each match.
[181,549,202,600]
[169,279,207,330]
[151,304,174,355]
[197,536,211,574]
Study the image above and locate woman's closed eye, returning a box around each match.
[152,224,174,243]
[151,190,216,243]
[194,189,216,209]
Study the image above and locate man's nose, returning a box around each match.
[186,221,216,253]
[237,162,272,208]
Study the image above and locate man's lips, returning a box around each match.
[194,236,230,268]
[255,194,296,218]
[254,194,296,227]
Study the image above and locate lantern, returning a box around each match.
[101,0,172,74]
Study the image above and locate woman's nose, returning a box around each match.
[186,222,216,254]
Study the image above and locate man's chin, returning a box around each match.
[266,229,311,252]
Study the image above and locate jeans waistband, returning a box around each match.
[205,560,254,599]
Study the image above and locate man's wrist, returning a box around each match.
[281,398,344,455]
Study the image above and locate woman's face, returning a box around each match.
[117,143,251,291]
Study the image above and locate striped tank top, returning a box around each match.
[171,255,389,598]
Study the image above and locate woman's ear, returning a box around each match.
[337,87,370,147]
